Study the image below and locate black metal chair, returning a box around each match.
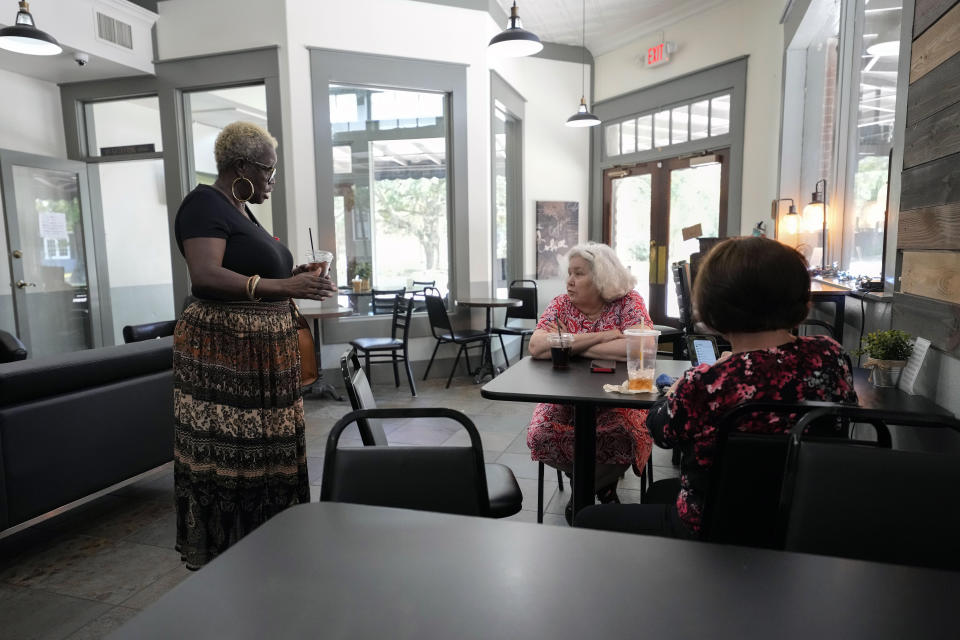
[672,261,695,336]
[410,280,436,312]
[491,279,538,366]
[423,288,488,388]
[0,330,27,362]
[643,400,865,548]
[338,350,523,518]
[350,294,416,396]
[122,320,177,343]
[371,287,405,315]
[780,406,960,570]
[321,407,493,517]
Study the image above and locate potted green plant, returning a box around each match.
[854,329,913,387]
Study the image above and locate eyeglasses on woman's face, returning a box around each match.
[246,158,278,182]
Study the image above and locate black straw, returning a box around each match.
[556,315,562,336]
[308,227,315,254]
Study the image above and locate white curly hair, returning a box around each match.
[213,121,278,174]
[565,242,637,302]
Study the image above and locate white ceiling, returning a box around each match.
[492,0,732,56]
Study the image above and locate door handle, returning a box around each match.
[649,241,658,283]
[15,280,37,289]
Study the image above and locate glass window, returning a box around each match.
[183,84,272,233]
[621,119,637,155]
[690,100,710,140]
[671,105,689,144]
[329,85,451,306]
[84,96,163,157]
[654,110,670,147]
[710,94,731,136]
[95,159,174,345]
[847,0,902,277]
[605,123,620,156]
[637,115,652,151]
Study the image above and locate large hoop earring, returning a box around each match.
[232,176,255,203]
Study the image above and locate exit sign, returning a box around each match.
[645,41,674,67]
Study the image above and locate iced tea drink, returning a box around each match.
[625,328,660,392]
[305,250,333,277]
[548,333,574,370]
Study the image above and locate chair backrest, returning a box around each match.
[339,349,387,446]
[505,279,538,323]
[411,280,436,297]
[122,320,177,344]
[672,261,694,334]
[700,400,860,548]
[0,330,27,363]
[424,288,453,338]
[390,295,414,343]
[781,406,960,570]
[320,407,491,517]
[371,288,405,315]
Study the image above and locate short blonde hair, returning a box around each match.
[213,121,278,174]
[566,242,636,302]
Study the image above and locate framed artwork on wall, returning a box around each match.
[536,200,579,279]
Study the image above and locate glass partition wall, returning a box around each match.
[329,84,451,311]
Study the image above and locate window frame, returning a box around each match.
[309,49,469,342]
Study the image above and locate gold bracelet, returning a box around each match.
[245,275,262,301]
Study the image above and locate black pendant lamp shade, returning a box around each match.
[488,1,543,57]
[0,1,61,56]
[566,96,601,127]
[565,0,600,127]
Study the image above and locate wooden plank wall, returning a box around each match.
[896,0,960,355]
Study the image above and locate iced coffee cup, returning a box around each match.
[548,333,574,370]
[624,328,660,392]
[305,250,333,277]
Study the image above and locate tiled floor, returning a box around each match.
[0,370,678,639]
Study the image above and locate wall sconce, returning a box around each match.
[802,178,828,269]
[773,197,799,240]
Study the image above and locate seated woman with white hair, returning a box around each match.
[527,241,654,524]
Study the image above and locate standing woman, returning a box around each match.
[173,121,335,569]
[527,242,655,523]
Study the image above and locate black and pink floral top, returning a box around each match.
[658,335,857,534]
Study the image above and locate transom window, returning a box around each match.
[605,93,731,158]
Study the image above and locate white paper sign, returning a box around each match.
[38,211,68,238]
[898,336,931,395]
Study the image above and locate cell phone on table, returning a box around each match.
[590,359,616,373]
[686,335,720,367]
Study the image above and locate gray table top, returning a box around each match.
[110,502,960,640]
[481,356,690,407]
[456,297,521,308]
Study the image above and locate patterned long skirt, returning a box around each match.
[527,404,652,476]
[173,299,309,569]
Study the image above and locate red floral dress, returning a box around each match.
[662,335,858,534]
[526,290,653,476]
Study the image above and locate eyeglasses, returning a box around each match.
[246,158,278,182]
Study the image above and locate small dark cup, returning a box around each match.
[548,333,574,370]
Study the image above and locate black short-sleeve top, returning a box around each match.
[174,184,293,282]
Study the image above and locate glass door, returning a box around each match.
[605,164,654,307]
[0,150,100,357]
[604,150,728,325]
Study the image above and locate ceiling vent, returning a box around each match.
[95,11,132,49]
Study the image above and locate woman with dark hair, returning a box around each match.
[576,236,857,537]
[173,121,336,569]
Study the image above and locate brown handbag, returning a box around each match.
[290,300,319,387]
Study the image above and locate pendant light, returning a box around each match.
[0,1,61,56]
[566,0,600,128]
[488,1,543,58]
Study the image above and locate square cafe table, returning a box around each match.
[109,502,960,640]
[481,356,692,517]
